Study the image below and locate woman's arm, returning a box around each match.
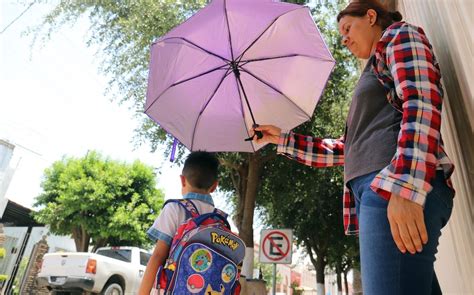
[254,125,344,168]
[371,23,444,254]
[371,23,443,206]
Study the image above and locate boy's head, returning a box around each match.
[181,151,219,194]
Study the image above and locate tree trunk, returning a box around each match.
[343,270,349,295]
[352,268,363,295]
[240,154,263,246]
[336,268,342,295]
[315,257,326,295]
[306,241,326,295]
[238,153,265,278]
[91,238,108,252]
[233,162,248,233]
[72,225,90,252]
[221,151,275,278]
[309,248,325,295]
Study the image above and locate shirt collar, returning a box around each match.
[183,192,214,206]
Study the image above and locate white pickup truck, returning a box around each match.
[37,246,151,294]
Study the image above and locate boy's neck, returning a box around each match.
[183,188,212,195]
[185,190,210,195]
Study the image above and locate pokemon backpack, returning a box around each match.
[153,199,246,295]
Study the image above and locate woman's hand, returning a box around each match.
[250,125,281,145]
[387,194,428,254]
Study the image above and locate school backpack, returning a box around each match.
[153,199,246,295]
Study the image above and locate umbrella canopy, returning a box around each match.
[145,0,335,152]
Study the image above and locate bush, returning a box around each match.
[0,275,7,282]
[291,281,303,295]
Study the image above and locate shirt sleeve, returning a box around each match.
[370,24,444,206]
[277,130,345,167]
[146,203,181,246]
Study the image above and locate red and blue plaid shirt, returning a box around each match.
[277,22,454,235]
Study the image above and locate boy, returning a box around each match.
[139,151,220,295]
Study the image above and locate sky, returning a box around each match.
[0,1,235,212]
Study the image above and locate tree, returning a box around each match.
[256,1,359,294]
[259,159,346,295]
[326,233,359,295]
[30,0,357,275]
[33,151,164,252]
[291,281,304,295]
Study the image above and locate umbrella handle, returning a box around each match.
[254,130,264,139]
[244,125,263,141]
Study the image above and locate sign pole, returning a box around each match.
[272,263,276,295]
[259,229,293,295]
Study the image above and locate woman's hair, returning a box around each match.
[337,0,403,30]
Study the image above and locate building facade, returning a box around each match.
[384,1,473,294]
[0,140,15,217]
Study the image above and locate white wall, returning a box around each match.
[0,140,15,216]
[396,1,474,294]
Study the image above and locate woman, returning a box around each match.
[252,1,454,294]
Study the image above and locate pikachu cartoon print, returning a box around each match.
[205,284,225,295]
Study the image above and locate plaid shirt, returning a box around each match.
[277,22,454,235]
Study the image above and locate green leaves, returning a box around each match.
[257,0,359,276]
[33,151,164,250]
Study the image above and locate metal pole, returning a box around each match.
[5,226,32,294]
[272,263,277,295]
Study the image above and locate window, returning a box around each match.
[140,251,151,266]
[96,249,132,263]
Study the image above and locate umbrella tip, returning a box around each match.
[170,138,179,162]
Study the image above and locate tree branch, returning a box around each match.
[305,239,317,267]
[219,158,240,171]
[260,151,277,164]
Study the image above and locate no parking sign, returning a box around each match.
[259,229,293,264]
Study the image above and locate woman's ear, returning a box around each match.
[367,9,378,26]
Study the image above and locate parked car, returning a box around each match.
[37,246,151,294]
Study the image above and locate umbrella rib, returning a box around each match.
[144,64,229,114]
[235,7,303,62]
[240,54,299,65]
[223,0,235,61]
[239,67,312,119]
[160,37,230,62]
[240,53,334,66]
[190,69,234,150]
[171,64,229,88]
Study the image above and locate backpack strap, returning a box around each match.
[194,212,231,230]
[163,199,200,219]
[164,199,230,228]
[213,207,228,219]
[193,207,231,230]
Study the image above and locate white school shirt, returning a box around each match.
[147,192,215,245]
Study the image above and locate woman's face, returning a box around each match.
[338,10,380,59]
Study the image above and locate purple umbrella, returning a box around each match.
[145,0,335,152]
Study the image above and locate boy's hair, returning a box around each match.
[182,151,219,190]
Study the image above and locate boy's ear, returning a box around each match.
[180,175,186,187]
[209,181,218,193]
